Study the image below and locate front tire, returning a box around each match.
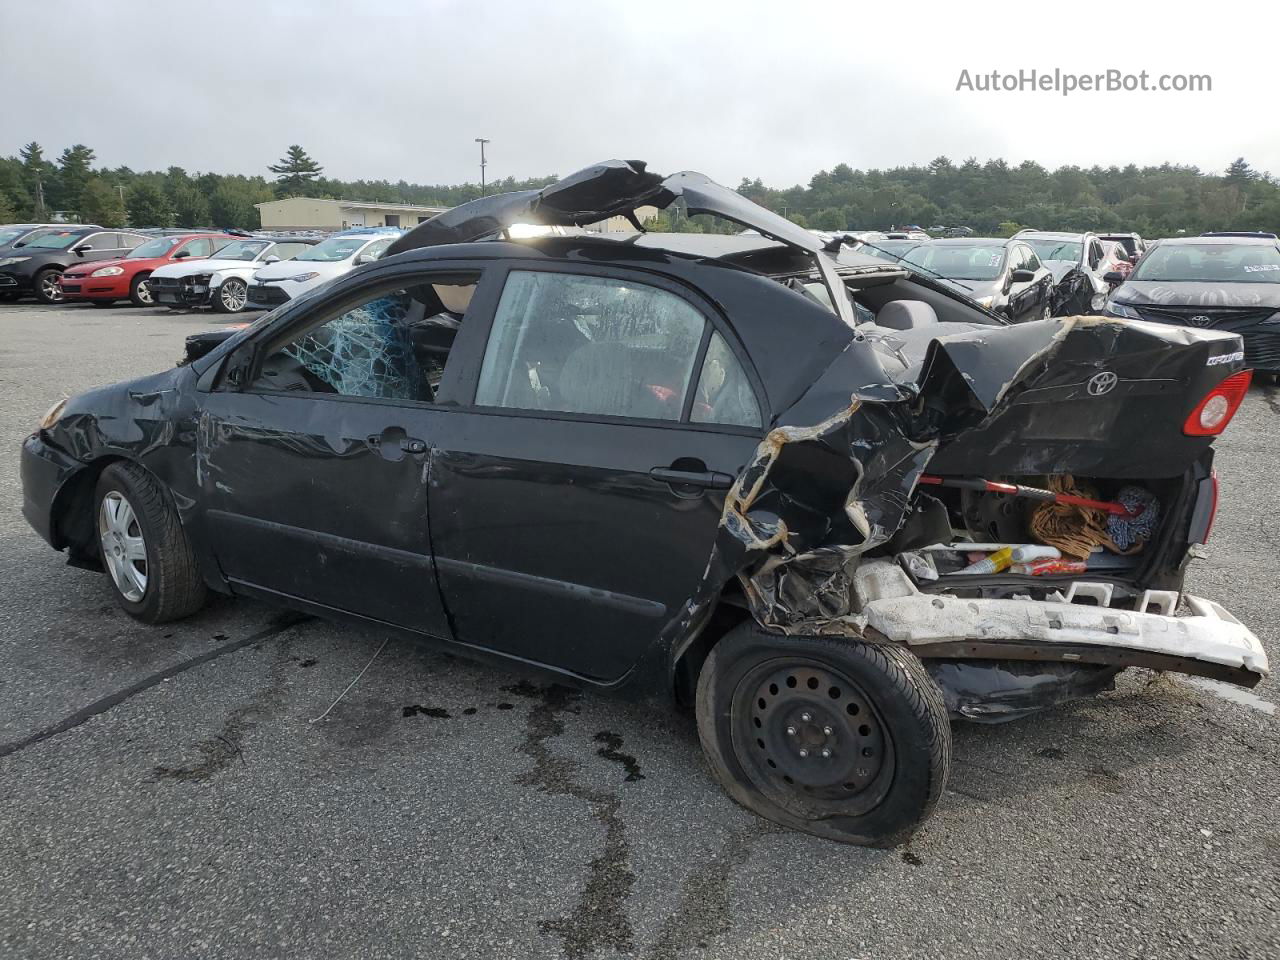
[213,277,247,313]
[94,462,207,623]
[34,268,64,304]
[129,273,155,307]
[696,624,951,847]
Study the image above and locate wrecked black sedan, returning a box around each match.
[21,161,1267,846]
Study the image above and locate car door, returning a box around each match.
[1021,246,1051,319]
[175,236,217,262]
[195,262,488,637]
[425,263,767,683]
[74,232,129,265]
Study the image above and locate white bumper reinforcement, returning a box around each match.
[854,561,1268,683]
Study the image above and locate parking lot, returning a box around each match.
[1,301,1277,959]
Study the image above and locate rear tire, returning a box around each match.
[213,277,247,313]
[94,462,207,624]
[34,268,64,304]
[696,623,950,847]
[129,273,155,307]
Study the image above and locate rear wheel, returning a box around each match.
[34,268,64,304]
[129,273,155,307]
[696,624,950,847]
[213,277,247,313]
[94,462,207,623]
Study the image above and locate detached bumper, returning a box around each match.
[20,432,80,548]
[855,562,1268,687]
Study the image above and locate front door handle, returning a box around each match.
[401,438,427,454]
[649,467,734,490]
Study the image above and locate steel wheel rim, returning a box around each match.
[221,280,246,311]
[135,279,153,304]
[98,491,147,602]
[732,657,895,817]
[42,273,63,302]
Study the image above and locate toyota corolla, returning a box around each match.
[20,161,1265,846]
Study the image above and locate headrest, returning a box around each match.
[876,300,939,331]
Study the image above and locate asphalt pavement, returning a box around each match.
[0,301,1277,960]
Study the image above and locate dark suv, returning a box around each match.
[898,237,1054,322]
[0,227,150,303]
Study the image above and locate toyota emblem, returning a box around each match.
[1087,371,1118,396]
[1188,314,1213,327]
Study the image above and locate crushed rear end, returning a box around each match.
[702,313,1265,721]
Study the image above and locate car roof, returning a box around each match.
[1157,235,1279,246]
[1018,231,1091,240]
[923,237,1010,245]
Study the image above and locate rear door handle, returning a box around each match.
[401,438,427,454]
[649,467,734,490]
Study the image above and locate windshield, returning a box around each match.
[126,236,183,259]
[859,240,923,263]
[294,236,370,262]
[0,227,33,247]
[210,240,270,261]
[1025,238,1082,262]
[24,231,85,250]
[902,243,1005,280]
[1131,243,1280,284]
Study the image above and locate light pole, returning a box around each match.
[475,138,490,196]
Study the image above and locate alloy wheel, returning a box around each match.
[220,279,247,312]
[98,491,148,602]
[135,279,153,305]
[41,273,64,303]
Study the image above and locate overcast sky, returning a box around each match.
[3,0,1276,188]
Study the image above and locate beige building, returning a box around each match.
[255,197,449,231]
[256,197,661,234]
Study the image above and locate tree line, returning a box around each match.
[2,142,1278,238]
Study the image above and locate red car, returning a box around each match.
[59,233,232,307]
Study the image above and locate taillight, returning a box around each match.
[1183,370,1252,436]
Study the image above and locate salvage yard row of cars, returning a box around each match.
[17,160,1271,847]
[0,223,401,311]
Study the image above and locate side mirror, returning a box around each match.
[173,249,191,259]
[1129,253,1140,263]
[72,245,89,256]
[1103,271,1125,284]
[1010,269,1036,283]
[355,253,375,265]
[263,255,281,263]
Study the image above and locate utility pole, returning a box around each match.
[475,138,490,197]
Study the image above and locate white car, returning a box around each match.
[246,231,399,309]
[148,236,320,313]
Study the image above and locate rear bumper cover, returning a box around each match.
[855,561,1268,687]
